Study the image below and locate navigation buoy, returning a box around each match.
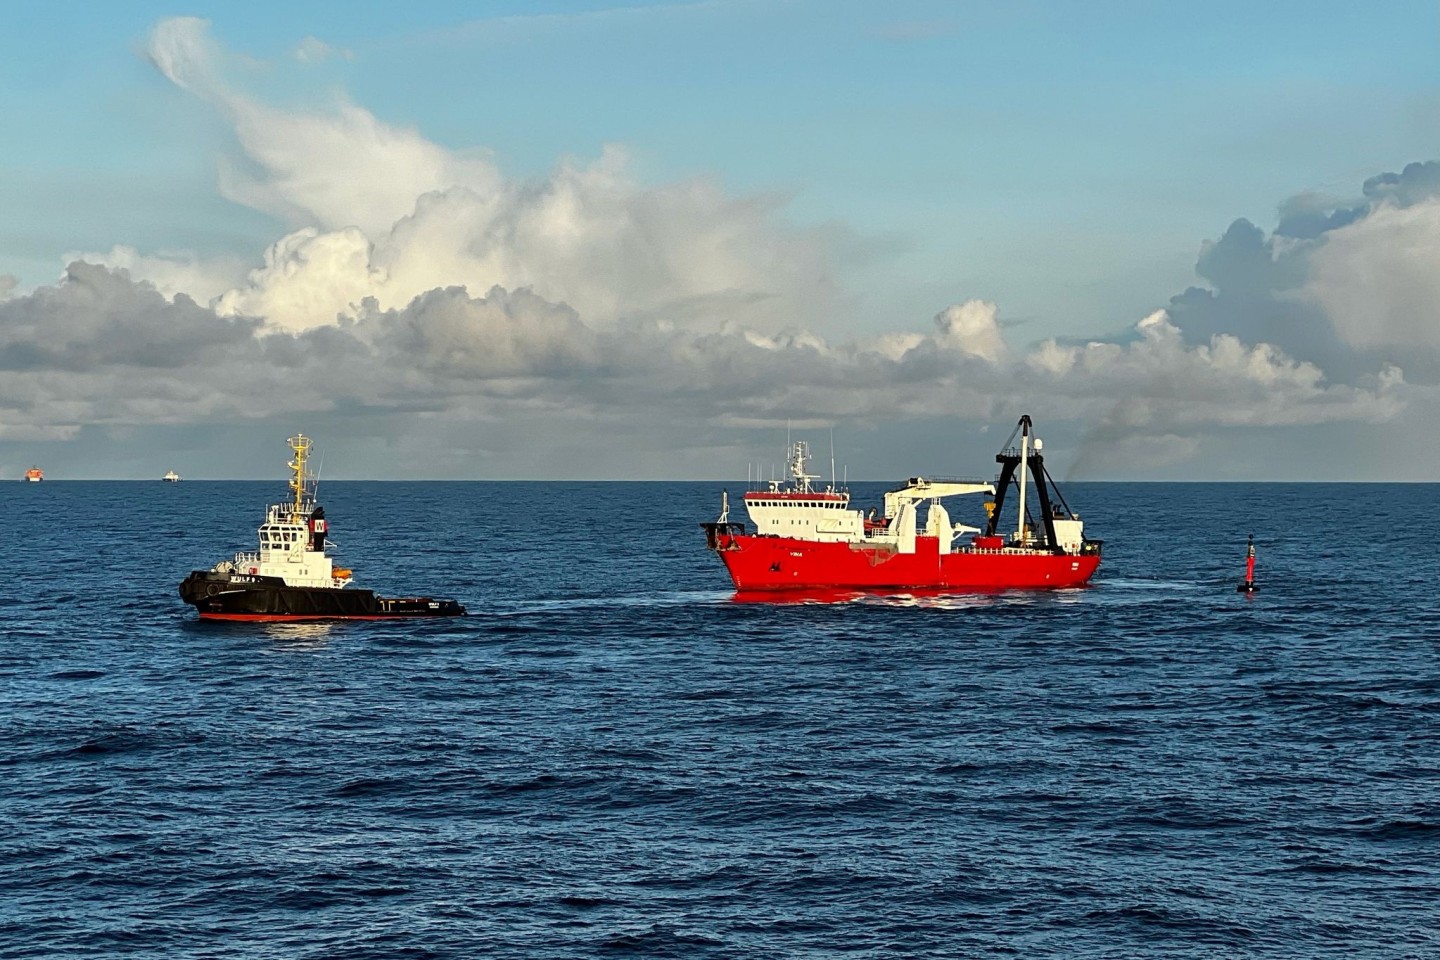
[1236,534,1257,594]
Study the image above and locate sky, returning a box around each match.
[1,0,1438,479]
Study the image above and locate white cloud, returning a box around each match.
[149,17,499,237]
[0,266,1403,468]
[1304,197,1440,353]
[147,16,222,98]
[1023,311,1404,430]
[141,18,842,337]
[215,228,384,331]
[933,300,1006,362]
[66,245,245,305]
[4,18,1389,476]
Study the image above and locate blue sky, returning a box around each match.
[1,2,1437,478]
[6,1,1437,337]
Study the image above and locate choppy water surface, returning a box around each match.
[2,481,1437,958]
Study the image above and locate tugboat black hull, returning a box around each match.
[179,571,466,621]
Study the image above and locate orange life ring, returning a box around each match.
[248,566,258,575]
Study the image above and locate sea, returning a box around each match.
[1,480,1437,958]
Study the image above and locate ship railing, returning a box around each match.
[961,545,1069,556]
[233,551,260,564]
[903,475,989,485]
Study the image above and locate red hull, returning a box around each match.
[715,534,1100,591]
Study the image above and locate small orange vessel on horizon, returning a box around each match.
[23,466,43,482]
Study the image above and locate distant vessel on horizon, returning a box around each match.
[23,466,43,482]
[163,470,181,482]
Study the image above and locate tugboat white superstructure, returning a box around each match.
[702,415,1102,593]
[179,434,465,621]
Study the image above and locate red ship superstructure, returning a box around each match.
[702,415,1102,592]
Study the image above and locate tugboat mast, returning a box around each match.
[287,434,312,520]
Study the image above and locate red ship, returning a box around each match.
[702,415,1101,592]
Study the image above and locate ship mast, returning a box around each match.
[787,440,819,493]
[1016,418,1029,542]
[287,434,312,520]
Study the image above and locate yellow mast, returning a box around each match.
[287,434,312,519]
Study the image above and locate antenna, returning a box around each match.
[830,428,836,491]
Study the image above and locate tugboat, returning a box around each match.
[162,469,181,483]
[701,415,1102,592]
[179,434,466,621]
[23,466,43,482]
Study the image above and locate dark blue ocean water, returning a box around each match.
[2,480,1438,958]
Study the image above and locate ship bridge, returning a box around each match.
[743,489,862,542]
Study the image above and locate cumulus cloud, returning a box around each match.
[0,262,1403,475]
[1305,198,1440,353]
[215,227,384,331]
[934,300,1006,362]
[0,262,258,373]
[1169,160,1440,384]
[1023,310,1402,431]
[68,244,246,304]
[142,17,843,337]
[11,17,1423,477]
[150,17,500,238]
